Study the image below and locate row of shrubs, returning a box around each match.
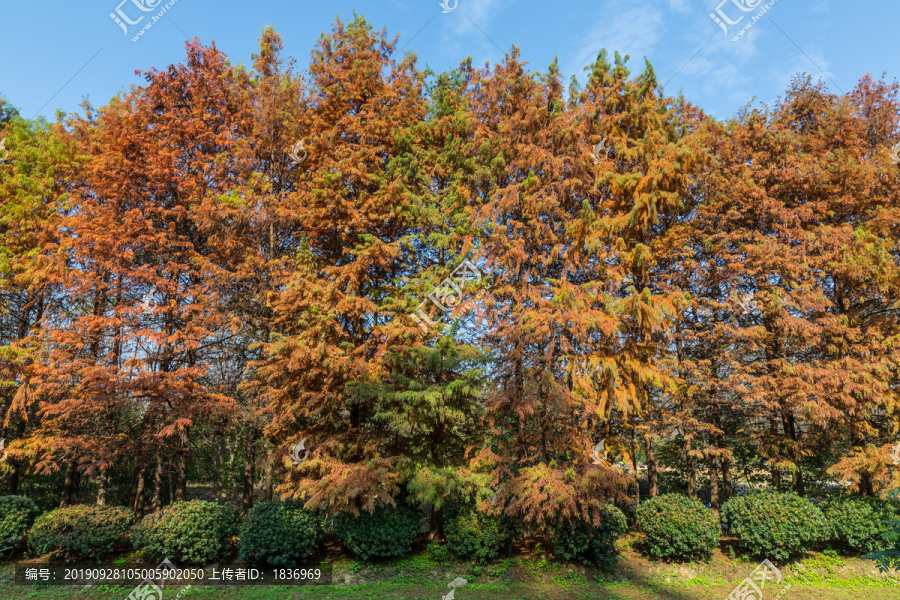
[1,491,897,567]
[637,492,900,561]
[0,496,621,567]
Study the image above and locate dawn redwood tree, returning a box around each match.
[574,51,707,503]
[34,41,246,513]
[0,111,77,495]
[450,48,691,529]
[259,16,456,514]
[822,74,900,494]
[377,65,499,531]
[682,74,900,498]
[192,27,311,512]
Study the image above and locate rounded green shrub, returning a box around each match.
[552,505,627,568]
[822,495,900,555]
[866,488,900,570]
[332,505,421,561]
[132,500,240,564]
[0,496,41,555]
[238,501,324,567]
[443,505,516,562]
[636,494,720,560]
[722,492,827,560]
[29,505,133,560]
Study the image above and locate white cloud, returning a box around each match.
[450,0,502,35]
[667,0,692,14]
[557,0,836,118]
[569,0,664,77]
[433,0,506,60]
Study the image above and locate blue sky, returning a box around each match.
[1,0,896,120]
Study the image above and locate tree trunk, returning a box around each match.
[711,401,730,502]
[791,464,805,495]
[263,447,274,502]
[60,459,79,507]
[631,449,640,505]
[6,419,27,494]
[6,459,19,494]
[709,453,720,525]
[242,437,255,514]
[858,472,874,496]
[96,467,109,506]
[213,440,224,500]
[150,454,164,514]
[791,469,805,495]
[223,438,236,502]
[722,456,733,502]
[174,427,189,502]
[630,424,640,504]
[646,436,659,498]
[429,505,443,540]
[6,466,19,495]
[0,400,10,437]
[128,463,140,509]
[782,410,806,495]
[133,465,147,519]
[72,467,81,504]
[770,413,781,491]
[850,423,872,496]
[685,436,696,498]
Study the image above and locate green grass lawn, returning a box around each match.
[1,581,899,600]
[4,537,900,600]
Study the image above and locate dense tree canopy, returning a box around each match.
[0,17,898,534]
